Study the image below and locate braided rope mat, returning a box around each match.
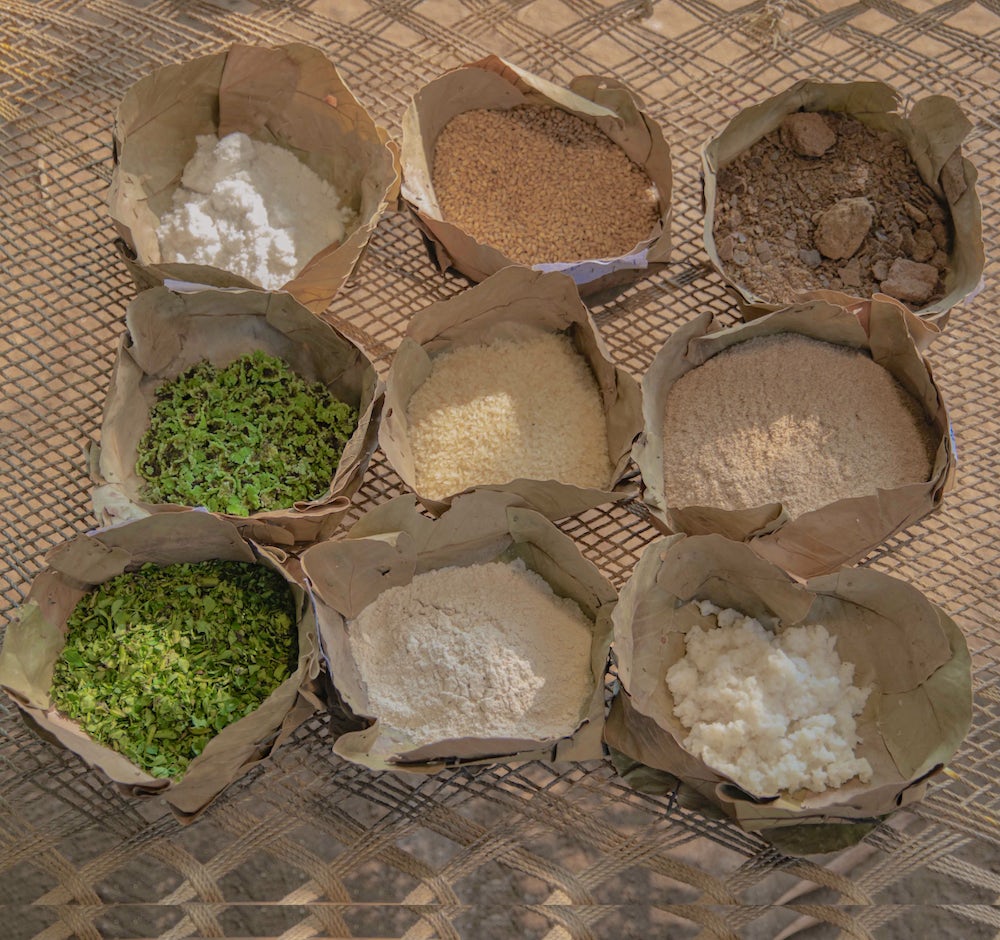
[1,1,998,937]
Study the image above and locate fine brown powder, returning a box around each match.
[662,334,937,519]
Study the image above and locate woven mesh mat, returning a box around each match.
[2,1,998,938]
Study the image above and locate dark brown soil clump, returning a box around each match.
[713,111,952,308]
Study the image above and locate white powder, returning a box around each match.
[156,131,353,290]
[348,559,595,746]
[662,334,936,518]
[665,600,873,796]
[407,332,613,500]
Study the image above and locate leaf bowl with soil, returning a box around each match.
[300,491,617,772]
[0,512,321,823]
[401,54,672,298]
[633,295,954,580]
[91,286,382,547]
[702,80,984,328]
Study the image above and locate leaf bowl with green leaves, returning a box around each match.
[91,286,382,547]
[0,512,321,823]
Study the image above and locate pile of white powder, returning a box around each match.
[406,332,613,500]
[348,559,595,746]
[662,334,936,518]
[156,131,353,289]
[666,600,873,796]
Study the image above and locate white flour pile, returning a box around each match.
[348,559,595,746]
[407,332,613,500]
[156,131,353,289]
[666,600,873,796]
[662,333,936,518]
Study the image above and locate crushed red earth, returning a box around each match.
[713,111,952,307]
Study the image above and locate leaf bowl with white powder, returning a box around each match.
[108,43,400,313]
[379,266,644,520]
[300,491,617,771]
[633,293,954,580]
[604,533,972,854]
[90,286,382,547]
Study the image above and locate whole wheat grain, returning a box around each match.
[662,334,936,518]
[348,559,594,746]
[407,332,612,500]
[432,105,658,264]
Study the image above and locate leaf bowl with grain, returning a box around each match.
[379,266,643,520]
[401,53,672,298]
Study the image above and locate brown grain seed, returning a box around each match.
[432,105,659,264]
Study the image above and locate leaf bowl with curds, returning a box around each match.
[604,533,972,855]
[401,53,672,298]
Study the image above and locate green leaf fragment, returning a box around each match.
[50,560,298,780]
[136,350,359,516]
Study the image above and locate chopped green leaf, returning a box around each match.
[135,350,358,516]
[51,560,298,780]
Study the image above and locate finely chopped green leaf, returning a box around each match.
[50,560,297,779]
[136,351,358,516]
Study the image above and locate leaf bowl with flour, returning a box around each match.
[301,492,616,772]
[633,294,953,580]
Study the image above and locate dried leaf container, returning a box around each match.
[90,286,382,547]
[401,54,672,297]
[0,513,320,823]
[108,42,400,313]
[702,80,984,327]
